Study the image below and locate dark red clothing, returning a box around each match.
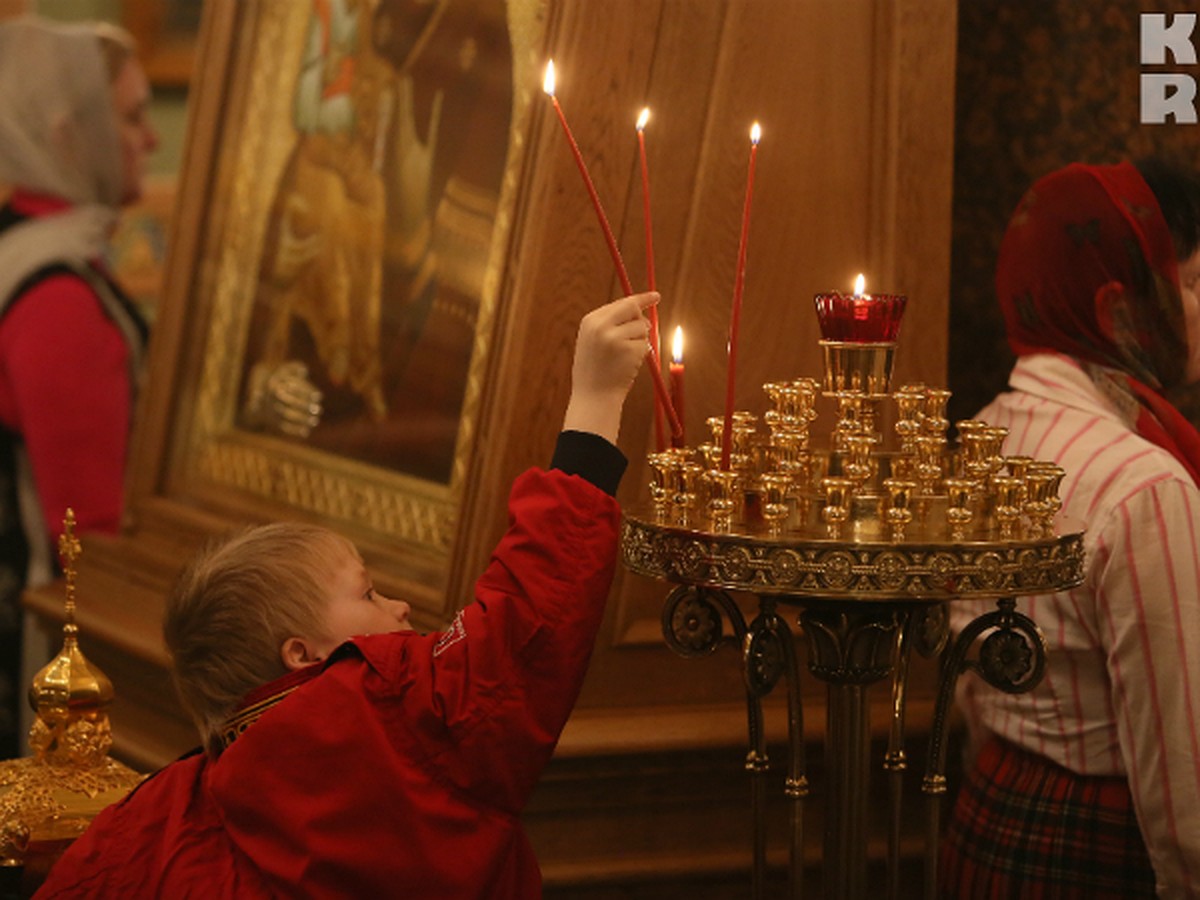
[36,466,620,899]
[994,161,1200,483]
[0,189,142,537]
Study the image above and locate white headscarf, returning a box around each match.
[0,15,124,307]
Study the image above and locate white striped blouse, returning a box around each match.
[951,352,1200,896]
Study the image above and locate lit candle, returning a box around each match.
[543,60,634,296]
[638,106,667,452]
[543,61,682,441]
[813,272,908,343]
[670,326,685,448]
[720,121,761,470]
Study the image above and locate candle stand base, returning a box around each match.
[628,300,1081,896]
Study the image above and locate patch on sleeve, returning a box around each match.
[433,611,467,658]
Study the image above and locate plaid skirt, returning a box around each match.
[939,736,1156,898]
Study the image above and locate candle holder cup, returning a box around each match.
[706,468,743,533]
[672,461,704,526]
[820,476,855,539]
[760,472,793,536]
[814,291,907,342]
[882,478,916,543]
[646,451,678,522]
[991,475,1024,540]
[943,476,975,540]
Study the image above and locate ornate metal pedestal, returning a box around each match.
[621,284,1086,896]
[622,512,1085,900]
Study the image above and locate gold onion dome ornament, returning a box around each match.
[0,510,143,877]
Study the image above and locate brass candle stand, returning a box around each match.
[622,335,1084,900]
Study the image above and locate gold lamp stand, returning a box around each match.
[623,334,1083,900]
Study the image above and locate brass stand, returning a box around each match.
[628,299,1084,896]
[625,514,1084,900]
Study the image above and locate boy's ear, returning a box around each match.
[280,636,324,671]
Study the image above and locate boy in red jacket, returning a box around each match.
[37,292,658,899]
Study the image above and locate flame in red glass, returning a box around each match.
[814,288,907,343]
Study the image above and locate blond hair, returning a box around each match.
[163,522,360,755]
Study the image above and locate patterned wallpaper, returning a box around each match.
[949,0,1200,422]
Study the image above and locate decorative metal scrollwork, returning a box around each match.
[912,603,949,659]
[924,596,1046,796]
[621,513,1085,600]
[979,627,1035,689]
[799,604,905,685]
[745,616,786,696]
[661,584,741,658]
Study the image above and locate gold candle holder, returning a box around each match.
[1005,455,1033,481]
[706,468,742,533]
[943,476,975,541]
[958,421,993,491]
[981,426,1009,480]
[882,478,916,543]
[646,451,677,522]
[894,385,926,456]
[706,415,725,447]
[673,461,704,526]
[634,310,1073,549]
[621,281,1092,900]
[697,443,722,470]
[831,391,868,454]
[731,413,760,473]
[1026,461,1065,536]
[843,432,879,489]
[914,434,945,497]
[820,340,897,397]
[820,476,854,539]
[991,475,1024,540]
[760,472,793,536]
[922,388,952,439]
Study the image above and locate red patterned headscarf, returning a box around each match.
[996,161,1200,485]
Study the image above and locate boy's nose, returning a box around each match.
[389,598,412,624]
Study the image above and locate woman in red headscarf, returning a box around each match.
[941,159,1200,898]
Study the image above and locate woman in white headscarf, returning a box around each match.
[0,16,158,757]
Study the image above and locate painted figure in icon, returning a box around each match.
[242,0,513,483]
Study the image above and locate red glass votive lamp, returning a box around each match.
[813,291,908,343]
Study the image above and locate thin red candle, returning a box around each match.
[543,61,681,441]
[638,107,667,451]
[720,122,761,470]
[544,62,634,295]
[669,326,685,448]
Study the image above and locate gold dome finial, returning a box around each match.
[57,507,82,638]
[1,510,143,868]
[27,509,115,767]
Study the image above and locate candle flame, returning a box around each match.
[543,59,556,96]
[853,273,866,296]
[637,107,650,131]
[672,325,684,363]
[750,121,762,145]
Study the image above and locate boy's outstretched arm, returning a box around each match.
[561,291,659,444]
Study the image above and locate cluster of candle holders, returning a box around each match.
[621,323,1085,900]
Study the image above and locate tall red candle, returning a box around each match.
[720,122,761,470]
[543,61,681,441]
[638,107,667,451]
[669,326,685,448]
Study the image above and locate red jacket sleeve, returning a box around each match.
[0,273,132,537]
[366,467,620,813]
